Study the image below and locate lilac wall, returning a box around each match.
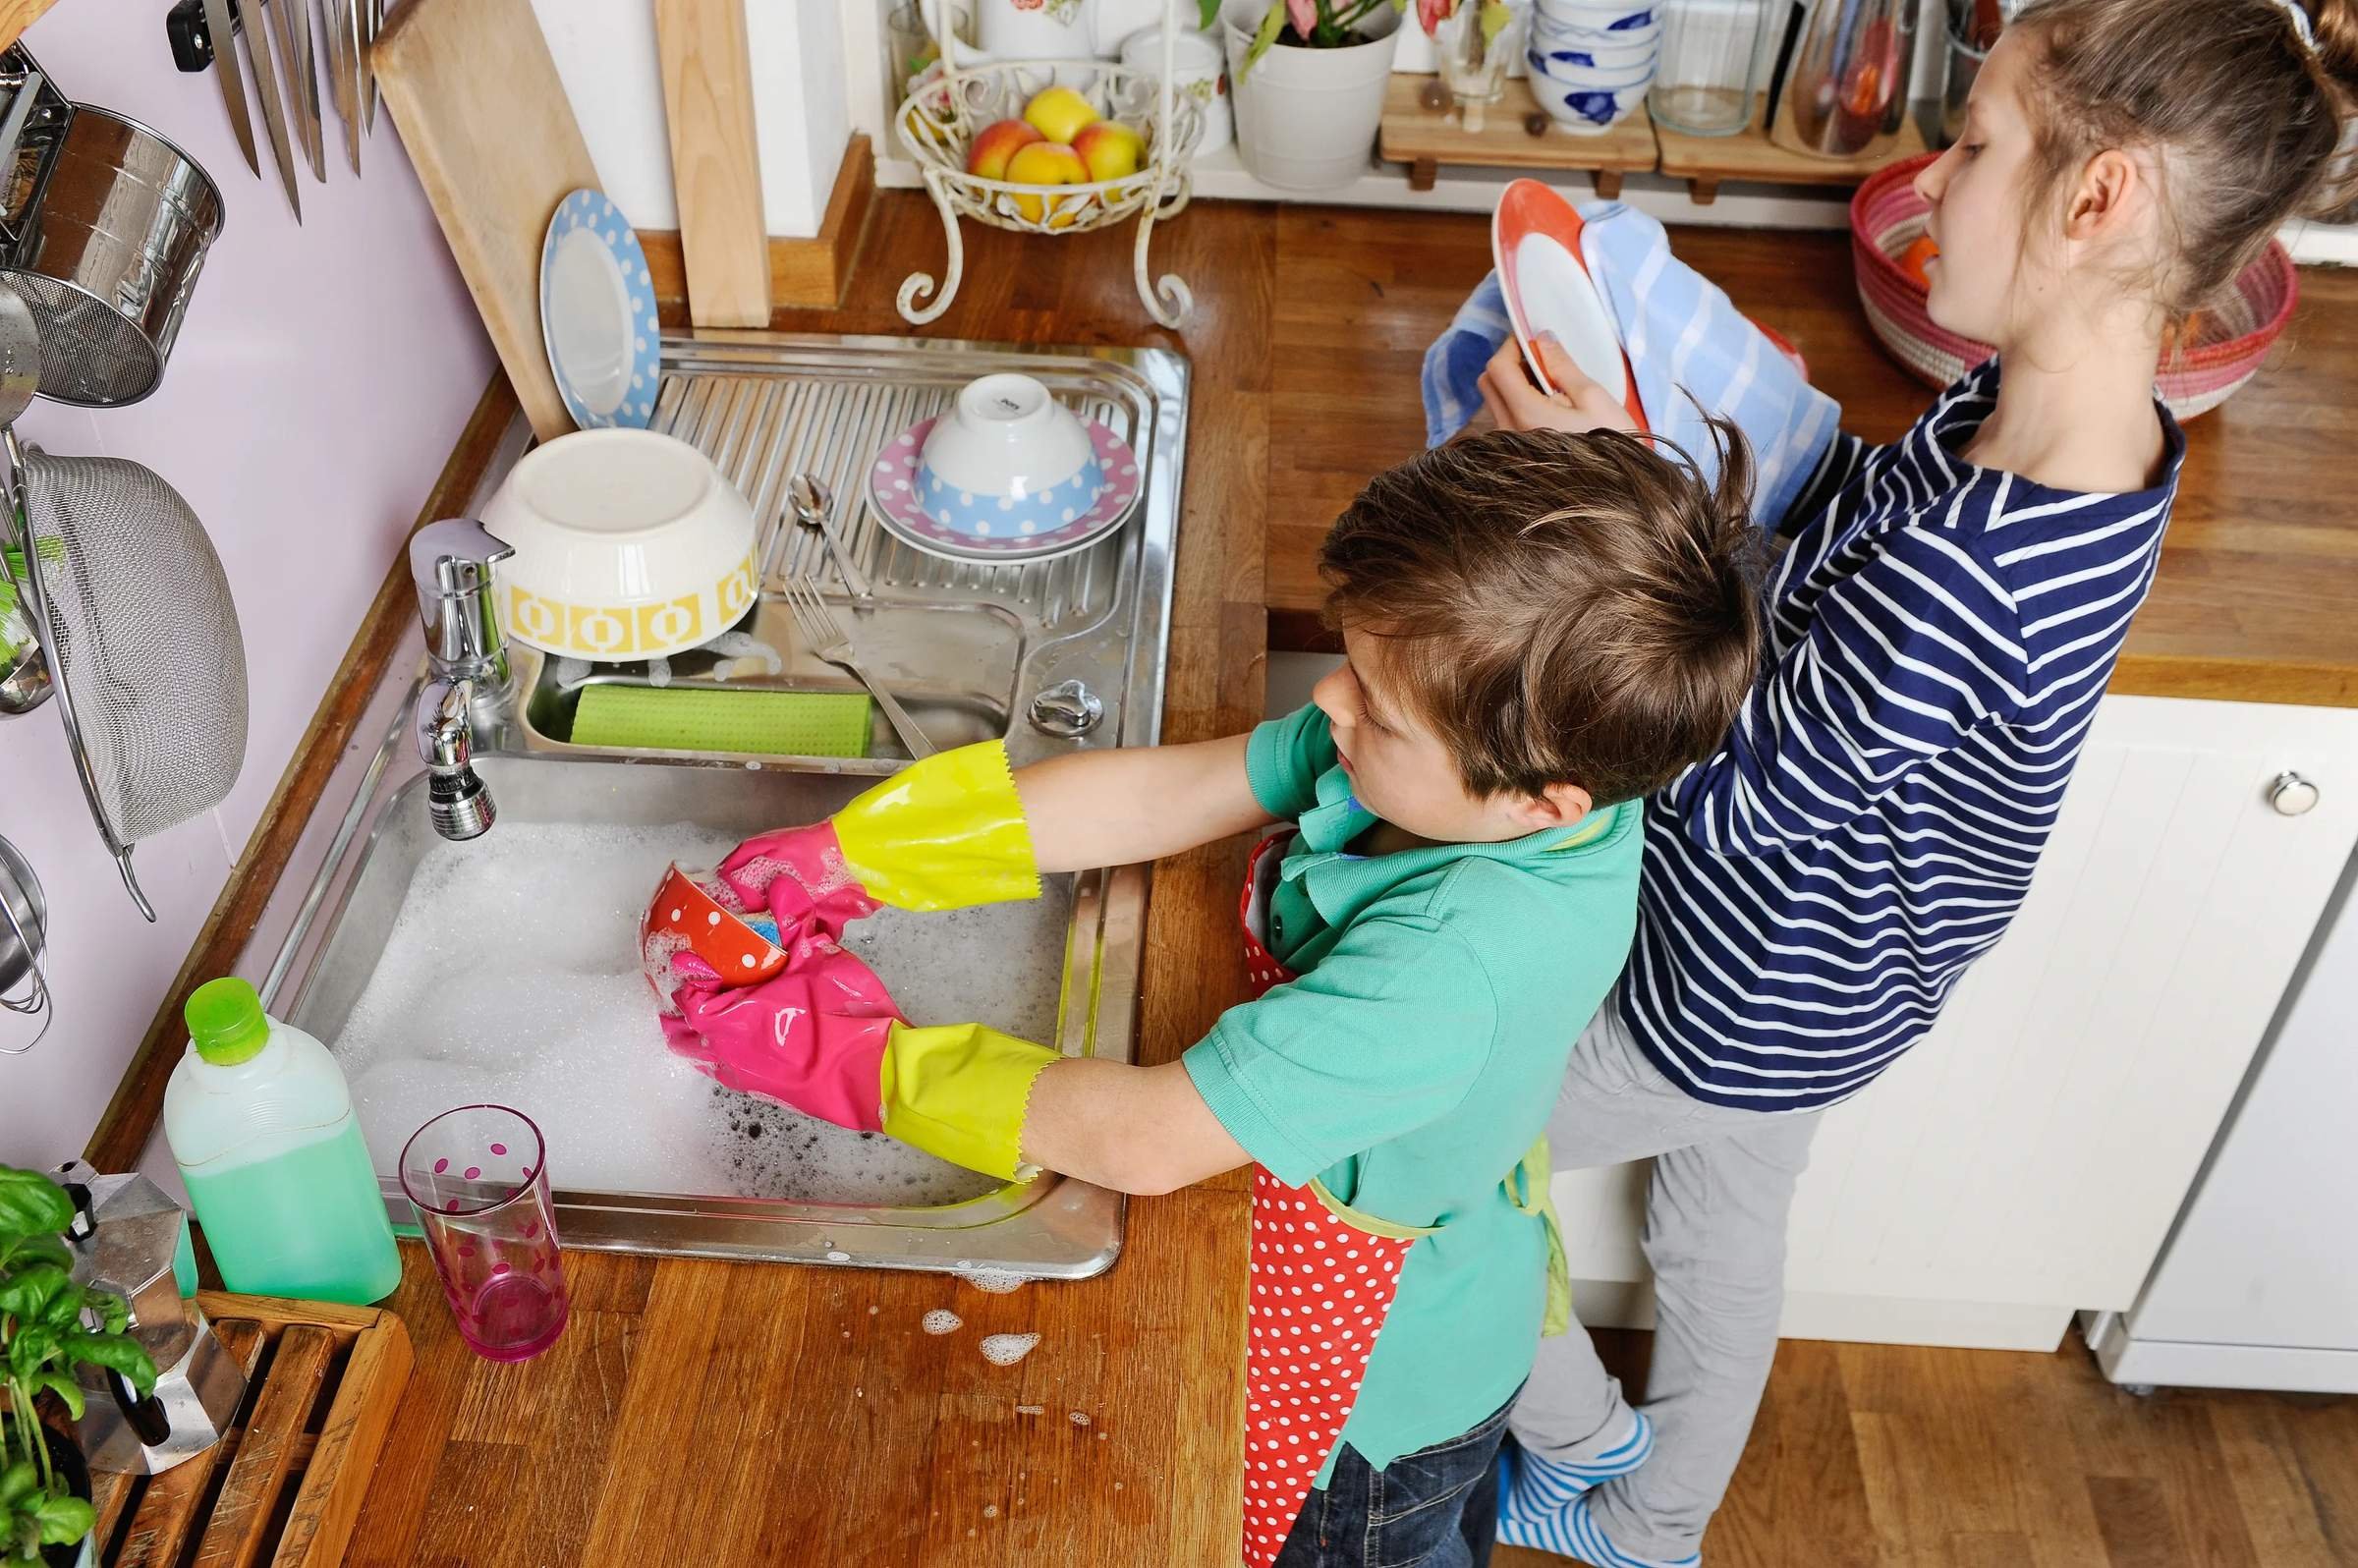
[0,8,495,1164]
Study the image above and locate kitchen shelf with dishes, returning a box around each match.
[1381,72,1930,202]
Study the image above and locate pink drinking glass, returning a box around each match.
[398,1105,569,1363]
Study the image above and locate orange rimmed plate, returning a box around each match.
[1490,179,1649,431]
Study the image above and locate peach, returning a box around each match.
[1022,85,1098,144]
[1004,140,1088,225]
[1071,120,1145,183]
[966,117,1044,180]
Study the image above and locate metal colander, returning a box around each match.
[7,430,247,918]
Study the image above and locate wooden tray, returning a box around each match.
[84,1294,412,1568]
[1379,74,1657,198]
[1654,97,1928,204]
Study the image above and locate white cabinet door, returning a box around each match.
[1550,696,2358,1348]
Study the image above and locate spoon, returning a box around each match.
[789,473,874,604]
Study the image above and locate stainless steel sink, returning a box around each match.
[254,333,1187,1278]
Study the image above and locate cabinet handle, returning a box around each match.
[2270,771,2321,817]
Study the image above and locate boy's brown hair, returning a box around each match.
[1320,423,1761,809]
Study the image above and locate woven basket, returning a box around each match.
[1850,154,2298,420]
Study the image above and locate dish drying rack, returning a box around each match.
[894,3,1204,328]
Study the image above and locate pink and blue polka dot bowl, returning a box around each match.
[916,373,1105,542]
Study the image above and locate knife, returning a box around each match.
[281,0,324,180]
[173,0,260,177]
[246,0,301,218]
[321,0,360,174]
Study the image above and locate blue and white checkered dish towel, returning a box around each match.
[1421,202,1841,531]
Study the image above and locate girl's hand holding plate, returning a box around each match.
[1476,333,1641,438]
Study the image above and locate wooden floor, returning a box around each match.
[1496,1326,2358,1568]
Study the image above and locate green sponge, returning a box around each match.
[572,686,872,758]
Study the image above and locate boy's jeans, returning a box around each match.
[1275,1393,1515,1568]
[1509,1005,1824,1562]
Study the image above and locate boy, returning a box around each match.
[654,425,1761,1568]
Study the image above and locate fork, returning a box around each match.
[781,579,935,759]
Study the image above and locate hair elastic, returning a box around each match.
[2269,0,2319,53]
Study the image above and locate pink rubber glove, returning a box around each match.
[658,915,903,1129]
[712,823,883,939]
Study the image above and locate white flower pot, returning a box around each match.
[1220,0,1402,192]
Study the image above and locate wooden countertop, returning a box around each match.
[137,190,2358,1568]
[335,192,1273,1567]
[1252,207,2358,708]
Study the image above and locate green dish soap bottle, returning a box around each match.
[165,978,401,1305]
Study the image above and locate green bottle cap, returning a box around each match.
[185,978,271,1066]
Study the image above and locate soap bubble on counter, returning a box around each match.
[923,1310,964,1335]
[957,1267,1032,1295]
[330,820,1070,1209]
[979,1332,1040,1367]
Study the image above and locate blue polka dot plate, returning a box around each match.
[539,189,661,431]
[868,414,1143,565]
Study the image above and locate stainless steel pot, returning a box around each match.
[0,54,223,407]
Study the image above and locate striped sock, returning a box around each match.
[1495,1414,1698,1565]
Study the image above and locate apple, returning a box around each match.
[1071,120,1145,183]
[966,117,1043,180]
[1004,140,1089,225]
[1022,85,1098,145]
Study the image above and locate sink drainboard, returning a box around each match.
[262,334,1188,1278]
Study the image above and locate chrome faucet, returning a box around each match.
[409,519,515,842]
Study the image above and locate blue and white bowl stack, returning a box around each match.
[1527,0,1660,134]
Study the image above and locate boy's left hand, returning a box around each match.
[1476,333,1639,437]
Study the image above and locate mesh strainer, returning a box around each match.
[5,427,247,920]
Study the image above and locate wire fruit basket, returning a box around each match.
[893,25,1205,328]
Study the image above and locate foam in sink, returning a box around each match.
[329,820,1073,1208]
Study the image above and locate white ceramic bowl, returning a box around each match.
[1529,35,1659,81]
[485,428,759,662]
[917,373,1103,540]
[1533,0,1659,32]
[1534,73,1654,133]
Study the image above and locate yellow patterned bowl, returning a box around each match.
[484,428,759,663]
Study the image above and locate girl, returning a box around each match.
[1477,2,2357,1564]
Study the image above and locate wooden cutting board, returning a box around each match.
[655,0,770,328]
[374,0,598,440]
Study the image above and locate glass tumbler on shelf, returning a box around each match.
[1649,0,1768,138]
[1435,1,1527,135]
[400,1105,570,1364]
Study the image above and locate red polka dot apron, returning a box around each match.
[1236,832,1438,1568]
[1234,832,1576,1568]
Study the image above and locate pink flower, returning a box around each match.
[1285,0,1317,36]
[1419,0,1457,31]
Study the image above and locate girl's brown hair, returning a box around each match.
[1319,423,1761,809]
[2011,0,2358,315]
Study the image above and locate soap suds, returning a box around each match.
[1069,1410,1092,1428]
[922,1310,963,1336]
[958,1267,1032,1295]
[329,821,1071,1210]
[979,1332,1040,1366]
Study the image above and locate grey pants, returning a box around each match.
[1506,1005,1823,1562]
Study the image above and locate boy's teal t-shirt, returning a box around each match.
[1183,703,1644,1481]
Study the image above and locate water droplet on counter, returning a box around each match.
[923,1310,963,1335]
[825,1250,851,1261]
[980,1332,1040,1366]
[1069,1410,1092,1427]
[982,1505,999,1519]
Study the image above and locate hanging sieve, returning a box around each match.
[0,833,50,1054]
[0,44,224,407]
[5,427,248,920]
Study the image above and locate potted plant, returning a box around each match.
[1,1166,157,1568]
[1222,0,1408,191]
